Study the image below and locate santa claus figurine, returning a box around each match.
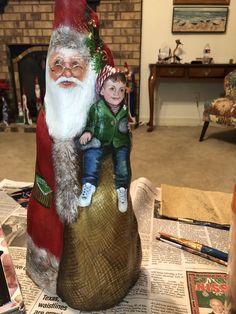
[34,77,42,114]
[26,0,141,311]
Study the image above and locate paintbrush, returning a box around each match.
[158,232,228,262]
[156,235,227,266]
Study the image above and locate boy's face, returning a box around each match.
[100,79,126,107]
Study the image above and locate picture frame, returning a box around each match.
[173,0,230,4]
[172,7,228,33]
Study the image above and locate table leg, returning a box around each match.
[147,65,157,132]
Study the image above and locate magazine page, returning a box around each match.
[186,271,228,314]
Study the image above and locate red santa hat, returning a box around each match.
[96,65,123,94]
[49,0,114,72]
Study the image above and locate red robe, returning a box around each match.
[27,110,64,259]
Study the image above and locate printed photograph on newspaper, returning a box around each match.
[8,187,32,208]
[187,271,228,314]
[0,227,25,313]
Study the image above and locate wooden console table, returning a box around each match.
[147,63,236,132]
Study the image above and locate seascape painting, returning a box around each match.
[172,7,228,33]
[173,0,230,4]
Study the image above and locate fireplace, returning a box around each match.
[0,0,141,127]
[9,45,48,123]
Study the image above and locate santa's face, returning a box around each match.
[48,48,88,89]
[44,47,97,139]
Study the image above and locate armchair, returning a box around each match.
[199,69,236,141]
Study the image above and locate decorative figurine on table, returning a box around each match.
[26,0,141,311]
[158,39,183,64]
[77,65,131,212]
[172,39,183,63]
[158,43,171,63]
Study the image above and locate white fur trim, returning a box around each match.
[26,236,59,294]
[52,139,81,223]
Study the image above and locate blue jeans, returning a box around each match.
[82,146,131,189]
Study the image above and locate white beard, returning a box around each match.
[44,62,97,139]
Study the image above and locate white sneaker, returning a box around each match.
[116,187,128,213]
[78,183,96,207]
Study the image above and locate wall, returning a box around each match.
[0,0,142,121]
[140,0,236,126]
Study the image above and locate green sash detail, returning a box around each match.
[32,174,53,208]
[36,175,52,195]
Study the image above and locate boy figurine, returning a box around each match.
[78,65,131,212]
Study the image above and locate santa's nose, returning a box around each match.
[63,67,73,78]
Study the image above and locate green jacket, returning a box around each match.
[84,98,131,148]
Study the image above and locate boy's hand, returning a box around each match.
[80,132,92,144]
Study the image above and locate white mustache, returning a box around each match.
[56,76,83,88]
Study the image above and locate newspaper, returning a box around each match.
[0,178,230,314]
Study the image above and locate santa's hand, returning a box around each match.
[79,132,92,145]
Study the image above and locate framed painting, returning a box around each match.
[173,0,230,4]
[172,7,228,33]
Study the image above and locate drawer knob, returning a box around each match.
[204,70,211,76]
[169,69,176,75]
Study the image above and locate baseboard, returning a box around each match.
[139,116,203,126]
[158,117,203,126]
[0,123,36,133]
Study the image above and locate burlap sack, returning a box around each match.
[57,155,142,311]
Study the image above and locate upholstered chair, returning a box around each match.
[199,69,236,141]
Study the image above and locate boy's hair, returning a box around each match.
[96,65,126,93]
[103,72,126,87]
